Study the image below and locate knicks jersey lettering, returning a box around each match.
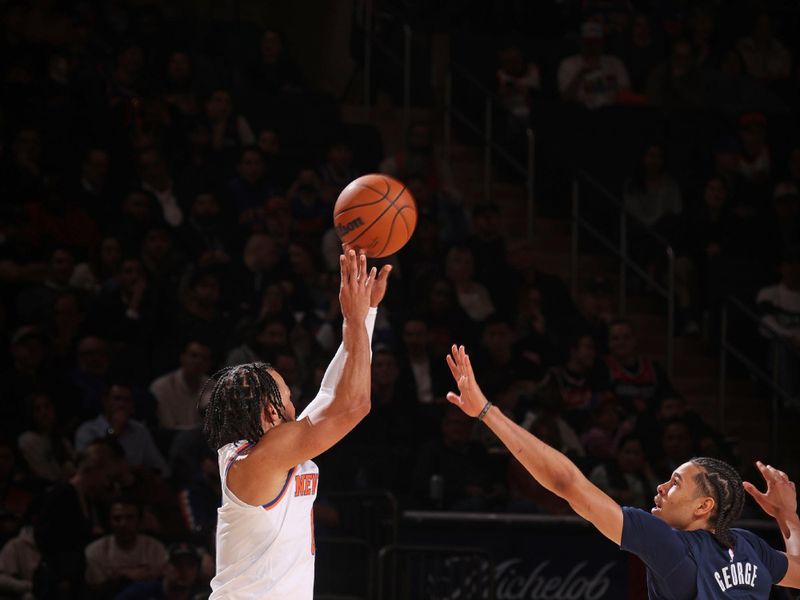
[294,473,319,497]
[714,561,758,592]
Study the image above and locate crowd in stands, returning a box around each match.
[0,1,798,599]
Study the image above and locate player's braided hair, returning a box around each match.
[202,363,285,450]
[691,457,745,549]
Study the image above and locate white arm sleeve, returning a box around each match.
[298,307,377,422]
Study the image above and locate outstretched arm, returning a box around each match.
[299,259,391,423]
[446,345,623,544]
[744,462,800,588]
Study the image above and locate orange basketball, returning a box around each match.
[333,174,417,258]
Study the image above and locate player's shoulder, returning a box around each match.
[730,527,769,550]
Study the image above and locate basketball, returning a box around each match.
[333,174,417,258]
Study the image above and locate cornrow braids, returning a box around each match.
[202,362,285,450]
[691,457,745,549]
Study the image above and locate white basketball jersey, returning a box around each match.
[210,441,319,600]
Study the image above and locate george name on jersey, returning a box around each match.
[714,561,757,592]
[295,473,319,497]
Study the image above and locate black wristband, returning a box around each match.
[477,401,492,422]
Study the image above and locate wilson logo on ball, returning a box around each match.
[336,217,364,236]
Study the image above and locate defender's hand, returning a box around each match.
[445,344,488,418]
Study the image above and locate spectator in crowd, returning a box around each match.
[318,140,359,202]
[0,504,39,599]
[513,284,562,377]
[227,146,273,232]
[17,392,75,483]
[444,245,495,323]
[243,29,305,95]
[15,247,77,324]
[48,295,86,368]
[71,235,123,294]
[174,120,219,198]
[467,204,512,301]
[645,38,706,110]
[760,182,800,265]
[756,250,800,400]
[256,128,295,190]
[87,257,153,351]
[69,335,113,420]
[149,340,211,433]
[0,439,34,520]
[204,88,255,159]
[557,21,631,109]
[168,267,229,362]
[417,276,476,355]
[736,112,772,193]
[473,316,536,396]
[84,497,167,597]
[34,440,117,600]
[620,13,662,93]
[138,149,183,228]
[181,191,232,267]
[676,176,736,333]
[161,50,199,119]
[2,328,48,435]
[74,382,168,476]
[115,191,161,253]
[73,147,113,228]
[623,143,683,230]
[115,542,205,600]
[580,394,628,460]
[576,277,615,353]
[496,44,540,138]
[380,122,456,195]
[412,406,493,511]
[288,169,328,238]
[140,227,185,300]
[736,13,792,82]
[396,317,451,405]
[605,319,675,417]
[588,434,659,509]
[652,418,698,480]
[177,450,220,540]
[536,331,609,434]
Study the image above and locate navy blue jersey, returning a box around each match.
[621,507,788,599]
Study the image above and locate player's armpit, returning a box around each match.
[567,476,624,545]
[779,553,800,589]
[228,407,368,505]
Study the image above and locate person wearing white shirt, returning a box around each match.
[558,22,631,110]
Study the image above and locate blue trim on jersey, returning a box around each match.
[224,442,252,478]
[262,467,296,509]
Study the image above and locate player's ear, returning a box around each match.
[695,495,715,518]
[264,402,279,425]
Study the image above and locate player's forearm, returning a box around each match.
[482,405,585,498]
[297,308,376,422]
[330,318,371,416]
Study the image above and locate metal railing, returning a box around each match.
[402,510,780,531]
[360,1,537,239]
[571,170,676,376]
[442,63,536,240]
[719,296,798,458]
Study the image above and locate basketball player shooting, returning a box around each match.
[445,344,800,598]
[204,249,390,600]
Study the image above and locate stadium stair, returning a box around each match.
[340,103,777,467]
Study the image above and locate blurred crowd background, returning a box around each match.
[1,0,800,599]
